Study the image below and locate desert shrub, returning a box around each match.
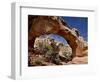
[34,60,42,65]
[33,60,42,65]
[45,48,53,61]
[44,44,61,64]
[63,52,72,61]
[51,53,61,65]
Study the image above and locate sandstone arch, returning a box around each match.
[28,16,83,58]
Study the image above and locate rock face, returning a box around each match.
[78,36,88,56]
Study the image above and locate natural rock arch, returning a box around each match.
[28,16,83,58]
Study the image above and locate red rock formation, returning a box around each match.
[28,16,83,58]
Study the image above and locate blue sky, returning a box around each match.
[50,16,88,45]
[62,16,88,41]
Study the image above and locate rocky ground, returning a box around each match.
[28,51,88,66]
[67,56,88,64]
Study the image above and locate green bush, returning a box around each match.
[33,59,42,66]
